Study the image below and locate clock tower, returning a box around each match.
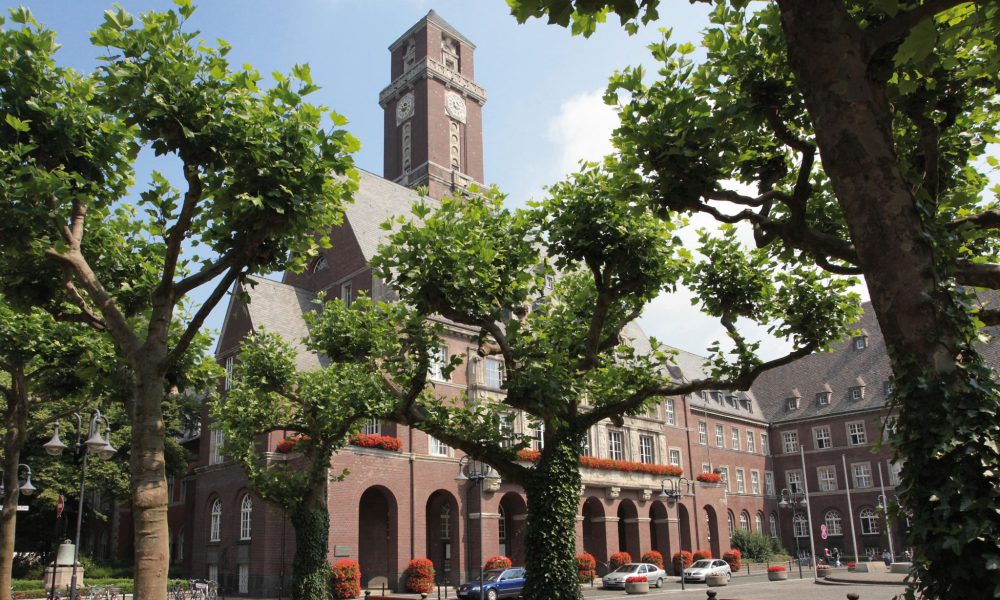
[380,11,486,200]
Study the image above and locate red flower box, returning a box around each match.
[767,565,786,573]
[276,434,311,453]
[350,433,402,452]
[696,472,723,483]
[515,449,683,477]
[625,576,648,583]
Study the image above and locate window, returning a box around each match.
[889,460,903,486]
[362,419,382,435]
[209,428,224,465]
[818,465,838,491]
[179,479,188,503]
[853,335,867,350]
[638,435,655,464]
[786,469,803,494]
[765,471,775,497]
[208,564,218,584]
[731,427,740,450]
[793,512,808,537]
[727,511,735,536]
[736,469,746,493]
[769,513,778,537]
[750,470,760,494]
[882,417,898,441]
[782,431,799,453]
[485,358,505,388]
[608,430,624,461]
[701,463,711,474]
[580,428,592,457]
[698,422,707,445]
[883,380,895,396]
[209,499,222,542]
[176,529,185,561]
[850,387,864,401]
[238,564,249,594]
[746,431,756,453]
[719,467,730,491]
[533,422,544,451]
[429,436,450,456]
[715,424,724,448]
[761,433,769,455]
[429,345,448,381]
[498,506,506,553]
[664,399,676,425]
[668,448,682,467]
[816,392,831,405]
[341,281,353,306]
[847,421,867,445]
[240,494,252,541]
[825,510,843,536]
[740,511,750,530]
[813,426,832,449]
[440,504,451,540]
[786,397,799,411]
[859,507,880,534]
[223,356,234,391]
[311,255,329,273]
[755,512,764,533]
[544,274,555,291]
[852,462,873,488]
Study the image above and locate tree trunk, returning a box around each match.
[0,373,28,600]
[521,436,582,600]
[290,484,331,600]
[776,1,1000,596]
[130,359,170,600]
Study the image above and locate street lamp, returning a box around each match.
[778,488,807,579]
[659,477,690,590]
[0,463,38,498]
[455,456,497,599]
[44,410,116,600]
[876,494,896,560]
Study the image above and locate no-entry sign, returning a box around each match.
[56,495,64,519]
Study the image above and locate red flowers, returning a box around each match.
[515,449,683,477]
[723,549,742,571]
[350,433,402,452]
[640,550,664,569]
[405,558,436,593]
[672,550,693,572]
[484,555,512,570]
[610,551,633,570]
[275,434,310,453]
[331,559,361,599]
[693,549,712,561]
[576,553,597,583]
[767,565,786,573]
[696,472,723,483]
[625,576,648,583]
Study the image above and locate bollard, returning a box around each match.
[421,594,428,599]
[706,591,718,599]
[438,584,442,599]
[382,582,386,596]
[847,594,860,600]
[364,592,371,599]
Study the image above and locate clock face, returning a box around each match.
[445,92,467,122]
[396,92,415,124]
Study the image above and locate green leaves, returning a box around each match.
[894,19,938,66]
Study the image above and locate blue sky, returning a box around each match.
[6,0,812,359]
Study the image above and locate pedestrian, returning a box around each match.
[832,547,841,567]
[882,549,892,566]
[824,547,832,565]
[904,548,912,562]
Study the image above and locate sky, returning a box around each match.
[3,0,833,360]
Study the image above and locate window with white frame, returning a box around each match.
[793,512,809,537]
[852,462,873,488]
[761,433,769,455]
[889,460,902,486]
[736,469,746,493]
[429,345,448,381]
[429,436,450,456]
[698,422,707,445]
[769,513,778,537]
[485,358,505,389]
[224,356,234,391]
[825,509,843,536]
[727,511,735,536]
[441,504,451,540]
[715,424,724,447]
[847,421,867,445]
[580,427,592,456]
[765,471,775,496]
[750,470,760,494]
[782,431,799,453]
[850,387,864,401]
[533,422,545,451]
[208,564,218,584]
[701,463,711,474]
[209,499,222,542]
[882,417,898,441]
[740,511,750,530]
[755,512,764,533]
[746,431,756,453]
[664,399,676,425]
[818,465,838,491]
[608,430,624,461]
[499,412,516,449]
[786,469,803,494]
[639,435,655,464]
[731,427,740,450]
[853,335,867,350]
[341,281,353,306]
[719,467,730,491]
[209,428,224,465]
[238,563,249,594]
[883,379,895,396]
[859,507,880,534]
[668,448,682,467]
[813,425,832,449]
[362,419,382,436]
[816,391,831,405]
[240,494,252,540]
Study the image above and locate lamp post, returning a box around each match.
[455,456,495,599]
[0,463,37,499]
[876,494,896,560]
[778,488,807,579]
[43,410,117,600]
[658,477,690,590]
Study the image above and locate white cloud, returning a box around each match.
[547,89,618,177]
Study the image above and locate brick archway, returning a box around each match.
[358,486,399,588]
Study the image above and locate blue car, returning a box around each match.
[457,567,526,600]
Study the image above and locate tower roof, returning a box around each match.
[388,10,476,51]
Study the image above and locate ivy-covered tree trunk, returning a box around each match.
[0,373,27,600]
[522,435,583,600]
[291,485,332,600]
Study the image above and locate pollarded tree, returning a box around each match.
[508,1,1000,597]
[0,5,357,597]
[213,295,433,600]
[373,171,860,600]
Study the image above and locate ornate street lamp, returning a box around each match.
[456,456,497,599]
[659,477,691,590]
[778,488,807,579]
[0,463,38,498]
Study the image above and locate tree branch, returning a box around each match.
[956,261,1000,289]
[815,255,865,275]
[866,0,972,57]
[166,267,243,368]
[173,249,242,299]
[977,308,1000,327]
[948,209,1000,231]
[160,164,203,297]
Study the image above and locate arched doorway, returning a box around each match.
[581,497,607,569]
[649,501,671,558]
[359,486,399,588]
[617,499,640,560]
[498,492,527,567]
[426,490,459,584]
[677,503,692,552]
[703,505,721,558]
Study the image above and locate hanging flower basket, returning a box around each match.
[624,576,649,594]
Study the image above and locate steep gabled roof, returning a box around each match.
[241,276,324,372]
[345,169,431,263]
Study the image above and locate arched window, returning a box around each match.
[440,503,451,540]
[176,528,185,562]
[210,499,222,542]
[312,256,329,273]
[739,511,750,530]
[792,512,808,537]
[859,507,880,534]
[727,511,735,536]
[755,512,764,533]
[240,495,252,540]
[498,505,507,546]
[824,509,843,536]
[769,513,778,537]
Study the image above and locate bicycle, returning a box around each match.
[170,583,188,600]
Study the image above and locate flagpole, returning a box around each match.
[842,455,859,562]
[800,446,819,579]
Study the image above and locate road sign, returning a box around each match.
[57,495,65,518]
[16,506,28,512]
[820,524,828,540]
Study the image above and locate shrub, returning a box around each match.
[671,550,693,574]
[405,558,435,593]
[722,549,742,571]
[484,555,512,570]
[575,553,596,582]
[625,576,647,583]
[729,529,774,562]
[609,551,632,570]
[767,565,786,573]
[640,550,664,569]
[331,559,361,599]
[696,472,723,483]
[693,549,712,560]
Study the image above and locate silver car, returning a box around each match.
[682,559,732,582]
[601,562,667,589]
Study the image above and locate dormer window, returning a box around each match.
[816,392,831,406]
[850,387,864,401]
[883,380,895,396]
[853,330,869,350]
[786,397,799,411]
[726,395,737,408]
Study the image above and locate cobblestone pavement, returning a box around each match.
[579,577,906,600]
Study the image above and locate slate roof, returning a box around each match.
[241,275,323,372]
[388,10,476,51]
[345,169,432,262]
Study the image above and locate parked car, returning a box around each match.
[457,567,527,599]
[601,563,668,589]
[682,559,732,582]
